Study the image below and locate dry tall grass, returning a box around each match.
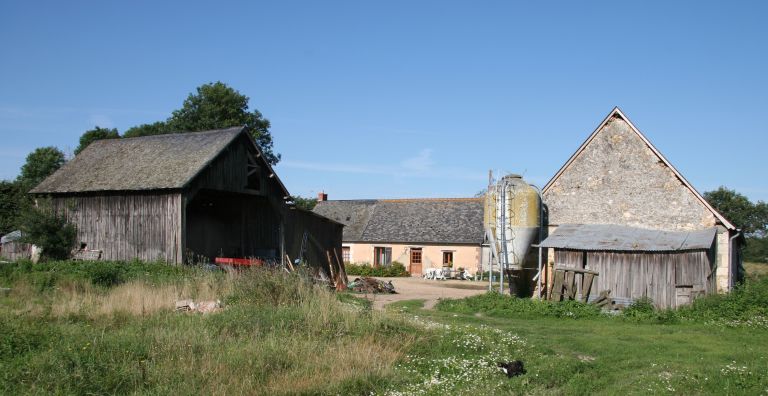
[7,274,232,318]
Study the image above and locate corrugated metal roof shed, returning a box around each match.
[539,224,717,251]
[1,230,21,244]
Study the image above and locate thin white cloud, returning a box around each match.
[400,148,434,172]
[279,148,485,182]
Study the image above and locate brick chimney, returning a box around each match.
[317,191,328,202]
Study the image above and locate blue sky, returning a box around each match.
[1,1,766,201]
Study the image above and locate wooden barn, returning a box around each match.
[540,108,743,308]
[30,127,343,267]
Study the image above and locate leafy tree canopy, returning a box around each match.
[16,146,66,191]
[0,181,23,236]
[75,126,120,155]
[704,186,768,236]
[123,121,171,138]
[291,196,318,211]
[122,82,280,165]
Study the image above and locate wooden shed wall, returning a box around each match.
[285,209,343,272]
[52,193,182,263]
[556,249,715,308]
[185,135,273,197]
[0,241,31,261]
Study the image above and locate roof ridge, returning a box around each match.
[119,126,244,141]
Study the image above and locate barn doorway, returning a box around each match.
[185,190,279,262]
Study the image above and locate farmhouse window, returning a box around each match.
[442,251,454,267]
[374,247,392,267]
[410,248,422,264]
[342,247,351,263]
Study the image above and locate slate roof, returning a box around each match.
[313,198,484,244]
[31,127,247,194]
[538,224,717,252]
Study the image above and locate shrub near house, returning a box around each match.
[345,262,409,277]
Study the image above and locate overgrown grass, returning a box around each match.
[436,275,768,328]
[0,259,199,289]
[0,262,417,395]
[436,292,604,319]
[3,260,768,395]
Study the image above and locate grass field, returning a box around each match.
[1,260,767,395]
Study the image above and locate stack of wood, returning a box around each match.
[175,299,223,314]
[590,290,613,309]
[549,265,598,302]
[283,247,349,291]
[348,277,396,294]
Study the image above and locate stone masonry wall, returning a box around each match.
[544,115,717,231]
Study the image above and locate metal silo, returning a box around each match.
[485,174,541,294]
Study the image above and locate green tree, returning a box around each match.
[704,186,768,236]
[19,198,77,261]
[123,121,170,138]
[0,180,23,236]
[16,147,66,191]
[292,196,318,211]
[75,126,120,155]
[122,82,280,165]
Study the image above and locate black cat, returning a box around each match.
[497,360,526,377]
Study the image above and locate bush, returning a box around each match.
[18,199,77,261]
[436,292,603,319]
[345,262,410,277]
[0,259,200,289]
[675,276,768,326]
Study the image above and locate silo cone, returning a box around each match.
[496,175,540,296]
[501,175,540,269]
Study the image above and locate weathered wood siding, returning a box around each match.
[185,135,272,197]
[285,208,343,272]
[555,248,715,308]
[52,193,182,263]
[0,241,31,261]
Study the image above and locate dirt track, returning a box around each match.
[354,276,489,310]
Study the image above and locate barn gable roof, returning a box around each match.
[313,198,484,245]
[542,107,735,230]
[31,127,289,196]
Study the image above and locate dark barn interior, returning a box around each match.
[185,190,280,260]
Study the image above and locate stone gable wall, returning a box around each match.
[544,116,717,231]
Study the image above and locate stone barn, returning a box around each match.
[30,127,343,266]
[540,108,742,307]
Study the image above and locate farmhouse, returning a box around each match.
[313,196,484,276]
[539,108,743,307]
[30,127,343,266]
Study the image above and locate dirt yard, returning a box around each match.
[354,276,489,310]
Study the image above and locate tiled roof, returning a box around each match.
[313,198,483,244]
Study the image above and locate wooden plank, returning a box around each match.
[581,273,595,302]
[551,270,565,301]
[334,248,349,285]
[563,271,576,300]
[326,250,337,285]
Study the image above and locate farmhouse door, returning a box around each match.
[410,248,423,276]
